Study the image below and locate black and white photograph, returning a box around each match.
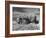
[12,7,40,31]
[10,4,43,34]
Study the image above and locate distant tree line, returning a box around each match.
[15,16,39,24]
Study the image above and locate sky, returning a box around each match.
[13,7,40,14]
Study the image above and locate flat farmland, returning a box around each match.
[12,21,40,31]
